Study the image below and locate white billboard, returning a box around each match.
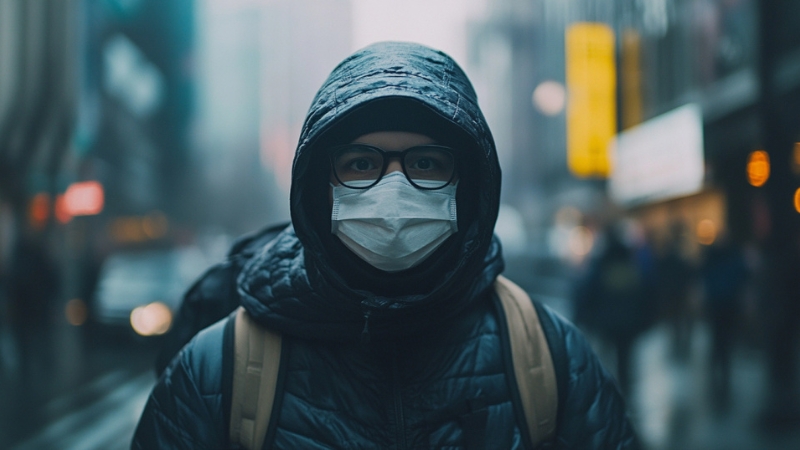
[609,103,705,207]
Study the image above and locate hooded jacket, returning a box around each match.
[133,42,638,449]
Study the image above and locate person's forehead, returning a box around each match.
[350,131,436,150]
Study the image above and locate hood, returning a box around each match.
[238,42,503,342]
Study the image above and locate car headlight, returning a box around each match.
[130,302,173,336]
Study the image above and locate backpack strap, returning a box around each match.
[226,279,555,449]
[495,275,558,447]
[229,307,282,450]
[531,299,569,441]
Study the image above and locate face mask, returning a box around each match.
[331,171,458,272]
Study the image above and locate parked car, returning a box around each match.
[92,246,212,336]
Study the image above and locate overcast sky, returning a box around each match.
[351,0,485,67]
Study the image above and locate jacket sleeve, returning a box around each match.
[541,307,641,449]
[132,319,228,450]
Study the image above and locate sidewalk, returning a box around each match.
[604,323,800,450]
[10,371,154,450]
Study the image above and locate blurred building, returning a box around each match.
[467,0,800,439]
[258,0,353,197]
[192,0,352,233]
[467,0,771,254]
[0,0,197,328]
[0,0,354,314]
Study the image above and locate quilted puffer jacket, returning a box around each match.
[132,42,638,449]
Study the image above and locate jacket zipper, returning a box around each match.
[392,342,408,450]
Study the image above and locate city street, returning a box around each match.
[2,0,800,447]
[621,323,800,450]
[0,317,158,449]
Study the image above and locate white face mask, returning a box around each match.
[331,171,458,272]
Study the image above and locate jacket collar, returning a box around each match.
[238,226,504,342]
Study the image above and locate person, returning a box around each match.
[656,221,696,361]
[7,233,60,385]
[574,224,655,395]
[133,42,638,449]
[700,233,748,410]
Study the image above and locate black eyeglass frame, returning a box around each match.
[329,143,457,190]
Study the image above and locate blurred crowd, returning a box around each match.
[572,218,762,413]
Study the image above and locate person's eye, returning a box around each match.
[350,158,376,171]
[410,157,439,171]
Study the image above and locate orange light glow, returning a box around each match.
[747,150,770,187]
[793,143,800,174]
[794,188,800,214]
[110,212,170,243]
[697,219,717,245]
[65,298,88,326]
[64,181,104,216]
[110,217,145,242]
[28,193,51,228]
[142,211,169,239]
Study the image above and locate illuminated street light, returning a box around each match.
[746,150,770,187]
[697,219,717,245]
[794,188,800,214]
[131,302,173,336]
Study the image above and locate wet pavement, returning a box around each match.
[590,321,800,450]
[9,370,153,450]
[0,314,158,449]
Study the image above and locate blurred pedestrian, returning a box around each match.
[575,224,656,395]
[7,233,60,383]
[701,233,747,410]
[759,236,800,429]
[133,42,638,449]
[656,221,696,360]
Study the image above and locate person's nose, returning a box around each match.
[386,157,403,174]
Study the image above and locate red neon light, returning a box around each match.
[64,181,104,216]
[29,193,51,226]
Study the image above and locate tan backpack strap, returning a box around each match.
[495,275,558,447]
[229,307,282,450]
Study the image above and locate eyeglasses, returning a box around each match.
[330,144,456,190]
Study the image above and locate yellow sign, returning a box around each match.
[621,30,643,130]
[566,23,617,178]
